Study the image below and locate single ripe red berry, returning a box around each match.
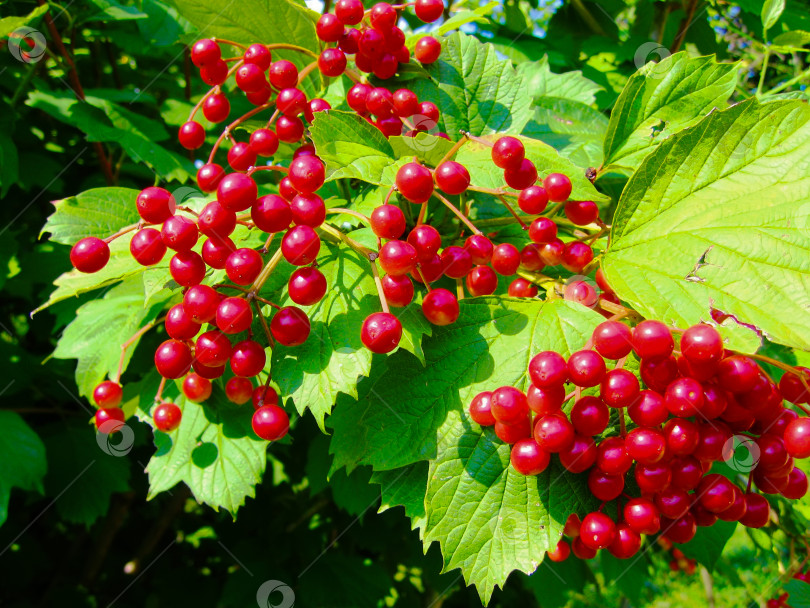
[529,351,568,388]
[130,229,166,266]
[564,200,598,225]
[396,162,434,203]
[739,493,770,528]
[290,193,326,227]
[217,173,258,212]
[196,163,225,193]
[381,274,414,307]
[465,266,498,296]
[680,323,724,365]
[235,63,267,93]
[779,367,810,404]
[198,201,236,239]
[464,234,493,265]
[370,204,406,239]
[469,391,495,426]
[93,407,126,435]
[195,330,232,368]
[533,412,575,453]
[227,141,257,172]
[567,350,606,387]
[596,436,633,475]
[392,89,420,117]
[623,498,661,535]
[200,59,228,86]
[183,285,219,323]
[441,246,472,279]
[93,381,123,408]
[370,2,398,30]
[216,297,253,334]
[491,243,520,276]
[608,523,641,559]
[414,0,444,22]
[592,321,632,360]
[316,12,344,42]
[543,173,572,202]
[379,240,417,276]
[517,186,548,215]
[169,251,206,287]
[225,377,254,404]
[435,161,470,195]
[632,320,674,361]
[419,101,440,123]
[252,405,290,441]
[491,386,529,425]
[588,468,624,501]
[559,434,597,473]
[408,224,442,261]
[526,385,565,415]
[244,43,272,70]
[178,121,205,150]
[664,418,700,456]
[192,360,225,380]
[421,288,459,325]
[491,136,524,170]
[579,512,616,550]
[249,128,280,158]
[201,237,232,271]
[570,396,609,436]
[154,339,193,379]
[625,427,666,464]
[665,377,705,417]
[153,402,182,432]
[528,217,557,244]
[504,156,538,191]
[507,277,538,298]
[268,60,298,89]
[282,225,320,266]
[561,241,593,273]
[367,87,395,117]
[361,312,402,354]
[318,47,347,77]
[628,389,668,427]
[203,93,230,123]
[716,355,760,393]
[548,540,571,562]
[231,340,267,377]
[191,39,221,67]
[252,194,292,234]
[289,155,325,194]
[635,462,671,494]
[697,473,737,513]
[161,215,198,252]
[270,306,310,346]
[510,439,550,475]
[784,417,810,458]
[287,267,327,306]
[276,116,305,143]
[166,304,201,340]
[252,386,279,409]
[599,368,640,408]
[183,373,212,402]
[71,237,110,273]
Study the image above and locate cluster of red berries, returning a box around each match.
[469,319,810,560]
[660,538,698,574]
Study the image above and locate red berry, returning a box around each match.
[414,0,444,22]
[225,377,253,404]
[665,377,705,417]
[231,340,266,377]
[580,512,616,550]
[252,195,292,234]
[517,186,548,215]
[608,523,641,559]
[640,356,679,393]
[197,163,225,192]
[533,412,575,453]
[200,59,228,86]
[491,386,529,425]
[680,324,724,365]
[465,266,498,296]
[217,173,258,212]
[559,434,597,473]
[464,234,493,265]
[469,391,496,426]
[494,419,531,444]
[252,385,279,409]
[780,368,810,404]
[599,368,640,408]
[183,373,212,402]
[195,330,232,368]
[507,277,538,298]
[367,87,395,117]
[235,63,267,93]
[504,158,538,190]
[130,229,166,266]
[183,285,219,324]
[249,129,279,158]
[203,93,230,123]
[570,396,609,436]
[392,89,419,117]
[662,513,697,544]
[335,0,364,24]
[627,389,668,427]
[370,204,406,239]
[179,121,205,149]
[216,297,252,334]
[379,240,417,276]
[739,493,770,528]
[244,43,272,70]
[784,417,810,458]
[421,288,459,325]
[93,381,123,408]
[592,321,632,360]
[567,350,606,387]
[169,251,206,286]
[316,13,344,42]
[270,306,310,346]
[544,173,572,202]
[282,226,320,266]
[547,540,570,562]
[191,39,221,67]
[269,60,298,89]
[276,115,305,143]
[528,217,557,244]
[290,193,326,227]
[561,241,594,273]
[287,267,327,306]
[435,161,470,195]
[154,339,193,379]
[252,405,290,441]
[289,155,325,194]
[361,312,402,353]
[510,439,550,475]
[396,162,434,203]
[632,320,674,361]
[198,201,236,238]
[596,436,633,475]
[635,461,671,494]
[529,351,568,388]
[491,136,524,170]
[717,355,760,393]
[571,536,596,559]
[625,427,666,464]
[227,141,258,172]
[670,456,703,491]
[165,304,201,341]
[153,402,182,432]
[70,237,110,273]
[408,224,442,261]
[161,216,198,252]
[564,200,598,226]
[441,246,472,279]
[491,243,520,276]
[414,36,441,63]
[697,473,737,513]
[381,273,414,308]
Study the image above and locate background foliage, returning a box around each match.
[1,0,809,606]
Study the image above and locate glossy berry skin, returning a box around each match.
[779,367,810,404]
[588,468,624,501]
[596,436,632,475]
[696,474,736,513]
[625,427,666,464]
[412,255,443,284]
[370,204,406,239]
[217,173,257,212]
[270,306,310,346]
[191,39,220,67]
[435,161,470,194]
[153,402,182,432]
[662,513,697,544]
[507,278,538,298]
[361,312,402,354]
[494,419,531,444]
[404,226,440,263]
[71,237,110,273]
[252,386,279,410]
[510,439,550,476]
[665,377,705,417]
[179,121,205,149]
[527,385,564,415]
[396,162,434,203]
[784,417,810,458]
[640,356,679,393]
[521,244,545,271]
[200,59,228,86]
[528,217,557,244]
[160,216,197,253]
[94,407,125,433]
[225,377,253,405]
[335,0,364,24]
[165,305,201,341]
[231,340,266,377]
[517,186,548,215]
[422,288,459,326]
[465,266,498,296]
[93,381,123,408]
[580,512,616,550]
[458,236,490,267]
[249,129,279,157]
[195,330,232,368]
[609,523,641,560]
[441,246,472,279]
[664,418,699,456]
[288,267,327,306]
[469,391,496,426]
[599,369,640,408]
[381,273,414,307]
[197,163,226,192]
[491,243,520,276]
[252,195,292,234]
[216,297,252,334]
[290,193,326,227]
[182,286,218,325]
[635,462,671,494]
[198,201,236,239]
[414,36,441,63]
[289,156,325,194]
[227,142,257,172]
[170,251,206,287]
[379,240,417,276]
[559,434,597,473]
[415,0,444,22]
[183,374,212,402]
[224,248,262,285]
[282,226,320,266]
[243,43,272,69]
[130,229,166,266]
[567,350,606,387]
[680,324,724,364]
[564,200,599,226]
[529,351,568,388]
[623,498,661,535]
[504,158,538,190]
[632,320,674,361]
[547,540,570,563]
[670,456,703,491]
[543,173,572,202]
[570,396,609,436]
[276,116,305,143]
[252,405,290,441]
[392,89,419,117]
[316,13,344,42]
[592,321,632,360]
[739,493,770,528]
[203,93,230,123]
[716,355,760,393]
[533,413,575,453]
[490,386,529,425]
[627,389,668,428]
[491,136,524,170]
[269,59,298,89]
[192,360,225,380]
[154,340,193,379]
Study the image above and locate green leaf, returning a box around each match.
[678,519,737,570]
[407,32,533,136]
[270,242,431,431]
[0,5,48,38]
[372,462,428,534]
[42,423,131,526]
[602,52,738,173]
[434,1,497,36]
[0,412,47,527]
[41,187,140,245]
[0,130,19,199]
[784,580,810,608]
[773,30,810,48]
[145,388,268,515]
[52,279,165,398]
[330,298,603,473]
[517,56,604,106]
[603,99,810,352]
[762,0,785,30]
[82,0,148,22]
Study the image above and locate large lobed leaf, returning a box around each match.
[604,98,810,352]
[42,187,141,245]
[601,52,738,173]
[329,298,604,601]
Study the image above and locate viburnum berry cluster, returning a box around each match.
[67,1,608,442]
[470,319,810,560]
